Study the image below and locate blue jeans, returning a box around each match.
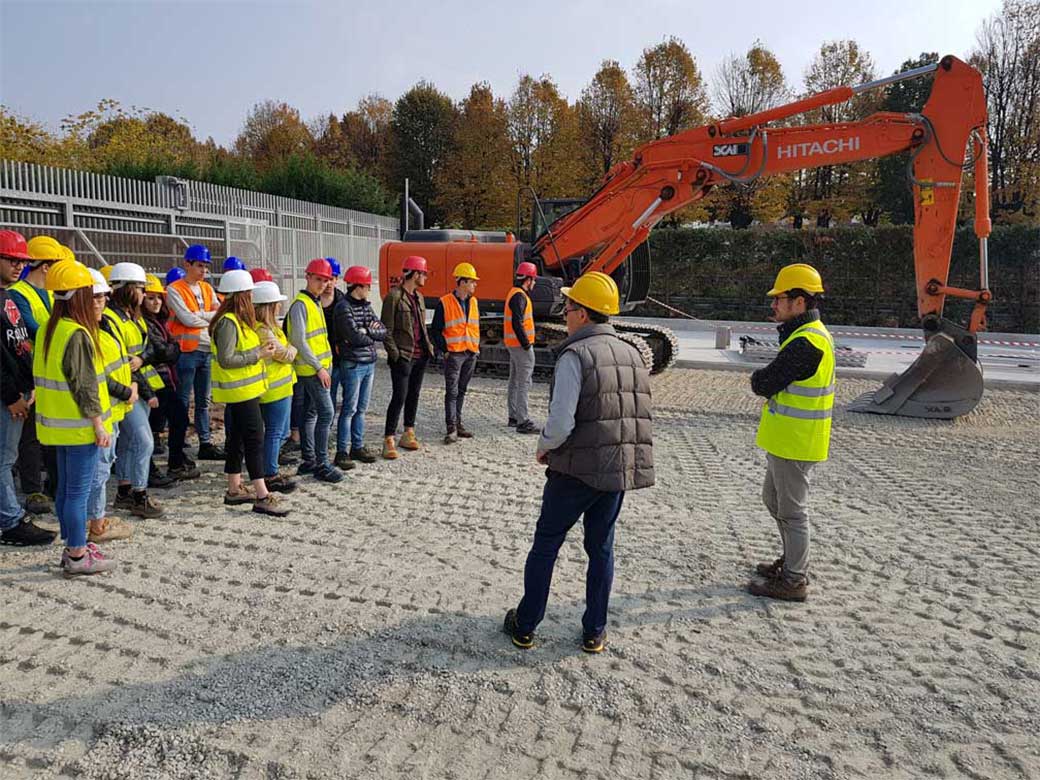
[516,471,625,638]
[89,426,119,520]
[114,400,154,490]
[336,361,375,452]
[56,443,98,548]
[175,350,212,444]
[0,405,25,530]
[330,362,346,412]
[260,397,291,479]
[299,375,334,467]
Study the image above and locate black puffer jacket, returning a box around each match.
[143,310,181,388]
[332,294,387,364]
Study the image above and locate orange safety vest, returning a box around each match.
[503,287,534,348]
[440,293,480,353]
[167,279,217,353]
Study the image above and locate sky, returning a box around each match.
[0,0,1002,147]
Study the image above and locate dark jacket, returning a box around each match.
[545,324,654,492]
[380,285,433,362]
[430,292,478,355]
[508,289,532,350]
[333,294,387,364]
[750,310,824,398]
[143,310,181,388]
[0,289,34,406]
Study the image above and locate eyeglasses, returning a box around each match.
[563,305,581,315]
[0,256,27,265]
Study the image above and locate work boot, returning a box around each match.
[333,451,356,471]
[282,438,301,453]
[148,465,175,489]
[113,487,134,511]
[197,442,225,461]
[756,557,784,579]
[168,463,201,481]
[443,427,458,445]
[224,485,256,505]
[131,491,164,519]
[297,460,317,475]
[278,446,299,466]
[25,492,53,515]
[253,494,289,517]
[63,548,118,577]
[747,577,808,602]
[88,516,133,543]
[350,446,378,464]
[582,631,607,654]
[0,517,55,546]
[502,608,534,649]
[398,427,420,451]
[456,422,473,439]
[382,436,399,460]
[515,420,538,435]
[152,437,166,456]
[314,464,343,483]
[507,417,518,427]
[265,473,297,494]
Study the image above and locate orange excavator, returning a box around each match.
[379,55,992,419]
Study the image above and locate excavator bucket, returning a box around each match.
[848,321,984,420]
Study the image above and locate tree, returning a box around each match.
[0,106,59,165]
[971,0,1040,223]
[389,82,458,225]
[632,37,709,141]
[233,100,313,170]
[576,60,637,189]
[436,83,513,229]
[337,94,394,187]
[259,152,391,215]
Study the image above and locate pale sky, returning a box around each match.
[0,0,1002,146]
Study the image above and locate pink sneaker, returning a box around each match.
[63,547,117,577]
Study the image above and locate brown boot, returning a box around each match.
[747,578,808,602]
[88,516,133,542]
[398,427,420,451]
[382,436,399,460]
[456,421,473,439]
[755,557,784,579]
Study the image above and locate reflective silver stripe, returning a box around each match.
[212,373,265,390]
[445,334,478,344]
[128,344,144,355]
[443,317,466,327]
[178,333,201,343]
[35,377,71,391]
[314,350,332,361]
[796,326,834,346]
[769,402,832,420]
[265,373,293,390]
[783,383,835,398]
[305,327,327,338]
[103,359,123,375]
[38,409,112,429]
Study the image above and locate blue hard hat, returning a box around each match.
[165,267,187,285]
[222,256,246,272]
[184,244,211,263]
[326,258,341,277]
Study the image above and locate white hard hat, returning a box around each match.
[108,262,147,285]
[88,268,111,295]
[218,269,255,294]
[252,280,287,305]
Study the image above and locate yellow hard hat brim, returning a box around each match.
[561,287,620,316]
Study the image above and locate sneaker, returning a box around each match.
[60,541,105,570]
[87,516,133,543]
[747,577,808,602]
[398,428,420,451]
[63,548,118,577]
[1,517,56,546]
[169,463,201,481]
[456,422,473,439]
[148,468,176,489]
[443,428,458,445]
[282,438,301,453]
[265,473,297,494]
[755,557,784,579]
[278,447,298,466]
[197,442,225,461]
[349,446,378,464]
[113,491,134,510]
[223,486,256,506]
[131,493,164,519]
[515,420,538,434]
[502,608,534,649]
[252,494,289,517]
[313,464,343,483]
[25,492,53,515]
[382,436,399,460]
[582,632,607,654]
[297,460,317,475]
[507,417,518,427]
[333,451,356,471]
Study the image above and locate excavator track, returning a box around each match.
[611,320,680,374]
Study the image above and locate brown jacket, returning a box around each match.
[380,285,434,362]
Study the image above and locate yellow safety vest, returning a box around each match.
[32,318,112,445]
[211,313,267,404]
[9,279,52,340]
[103,307,165,391]
[755,321,836,462]
[503,287,534,348]
[285,292,331,377]
[99,329,132,424]
[440,293,480,353]
[257,324,296,404]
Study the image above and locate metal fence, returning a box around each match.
[0,160,399,299]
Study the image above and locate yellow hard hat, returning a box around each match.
[60,245,76,263]
[44,259,93,293]
[561,271,620,316]
[26,235,64,262]
[99,265,113,281]
[145,274,165,295]
[452,262,479,281]
[767,263,824,296]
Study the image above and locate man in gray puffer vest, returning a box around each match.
[504,271,653,654]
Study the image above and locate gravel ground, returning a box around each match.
[1,366,1038,779]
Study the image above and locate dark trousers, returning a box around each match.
[516,471,625,638]
[290,382,303,431]
[17,406,57,497]
[155,387,190,469]
[443,351,477,429]
[223,398,265,481]
[384,353,428,436]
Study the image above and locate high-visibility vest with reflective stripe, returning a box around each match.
[503,287,534,348]
[99,329,132,423]
[440,293,480,353]
[211,313,267,404]
[9,280,52,342]
[257,324,296,404]
[167,279,217,353]
[755,321,836,462]
[32,318,112,445]
[103,307,165,391]
[285,293,331,377]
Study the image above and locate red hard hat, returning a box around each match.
[516,261,538,279]
[344,265,372,285]
[305,258,334,279]
[402,255,428,273]
[249,267,274,283]
[0,229,32,260]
